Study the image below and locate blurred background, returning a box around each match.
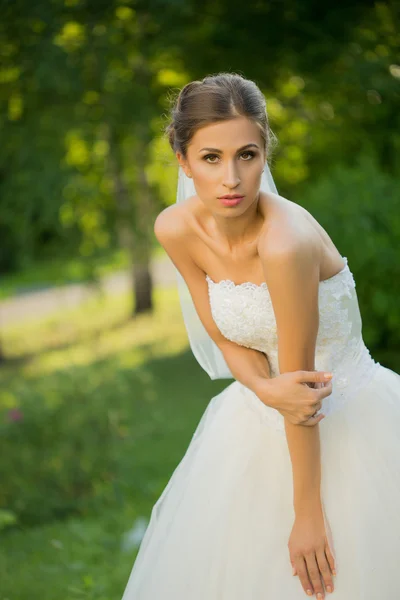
[0,0,399,597]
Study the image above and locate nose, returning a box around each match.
[222,160,241,189]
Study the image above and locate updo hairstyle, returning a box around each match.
[164,72,278,164]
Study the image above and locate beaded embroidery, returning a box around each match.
[205,256,380,433]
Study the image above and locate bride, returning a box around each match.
[120,73,400,599]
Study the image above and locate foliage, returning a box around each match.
[299,154,400,360]
[0,286,226,526]
[0,3,399,596]
[1,1,398,275]
[0,508,136,599]
[0,508,17,531]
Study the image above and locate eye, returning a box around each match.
[203,151,256,163]
[241,151,256,160]
[203,154,219,163]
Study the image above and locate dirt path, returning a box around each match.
[0,256,177,327]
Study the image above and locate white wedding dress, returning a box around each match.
[121,256,400,598]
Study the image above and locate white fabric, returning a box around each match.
[175,162,278,380]
[205,256,380,430]
[121,256,400,598]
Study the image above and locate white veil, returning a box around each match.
[175,162,278,380]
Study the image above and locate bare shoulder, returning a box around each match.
[153,196,196,247]
[257,193,320,272]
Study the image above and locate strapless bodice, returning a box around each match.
[206,257,381,431]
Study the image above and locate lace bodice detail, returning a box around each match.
[206,257,381,432]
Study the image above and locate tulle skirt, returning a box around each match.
[121,364,400,598]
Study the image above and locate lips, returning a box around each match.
[219,196,244,207]
[218,195,244,199]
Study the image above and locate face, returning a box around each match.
[176,116,266,214]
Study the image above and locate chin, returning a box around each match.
[217,201,250,215]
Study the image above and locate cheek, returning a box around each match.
[250,158,264,173]
[193,166,219,189]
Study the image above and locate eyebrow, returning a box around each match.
[198,143,260,153]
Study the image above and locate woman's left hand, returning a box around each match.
[288,503,336,597]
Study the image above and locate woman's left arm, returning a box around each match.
[261,238,321,512]
[260,235,336,597]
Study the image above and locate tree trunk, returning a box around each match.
[106,124,139,315]
[132,254,153,314]
[132,136,154,315]
[106,121,155,316]
[0,341,6,365]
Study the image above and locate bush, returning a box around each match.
[299,154,400,367]
[0,367,124,525]
[0,349,224,528]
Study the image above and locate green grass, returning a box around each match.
[0,284,228,599]
[0,509,139,600]
[2,263,396,599]
[0,351,226,600]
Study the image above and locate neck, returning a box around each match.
[212,194,263,251]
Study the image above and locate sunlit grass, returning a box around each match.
[0,281,228,600]
[1,286,187,379]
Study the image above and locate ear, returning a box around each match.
[176,152,192,178]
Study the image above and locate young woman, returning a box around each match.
[121,73,400,599]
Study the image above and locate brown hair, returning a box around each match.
[164,72,278,165]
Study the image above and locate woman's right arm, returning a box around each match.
[154,207,332,426]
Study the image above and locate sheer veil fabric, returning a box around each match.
[175,162,278,380]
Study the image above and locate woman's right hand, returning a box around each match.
[256,371,333,426]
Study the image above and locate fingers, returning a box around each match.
[324,540,337,577]
[312,400,323,412]
[290,558,297,576]
[316,546,335,594]
[296,549,335,598]
[302,413,325,427]
[300,381,332,426]
[294,555,314,597]
[305,552,325,598]
[296,370,333,384]
[313,382,324,390]
[315,381,333,400]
